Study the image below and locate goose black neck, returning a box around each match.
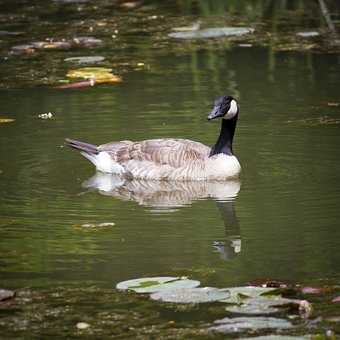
[209,115,238,157]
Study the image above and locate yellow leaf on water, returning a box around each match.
[67,67,112,78]
[0,118,15,124]
[66,67,122,84]
[94,74,122,84]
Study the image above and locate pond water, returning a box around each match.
[0,0,340,338]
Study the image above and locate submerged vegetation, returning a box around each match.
[1,278,340,339]
[0,0,339,88]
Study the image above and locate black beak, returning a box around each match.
[207,105,224,121]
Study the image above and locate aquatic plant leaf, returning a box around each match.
[57,80,95,89]
[248,279,290,289]
[296,32,320,38]
[76,322,90,329]
[64,56,105,64]
[38,112,53,119]
[129,279,200,293]
[0,118,15,124]
[77,222,115,228]
[224,296,301,315]
[0,30,24,36]
[220,286,278,304]
[150,287,230,304]
[116,276,200,293]
[209,316,293,334]
[238,336,311,340]
[10,44,36,55]
[73,37,103,47]
[300,287,325,294]
[66,67,122,84]
[67,67,112,78]
[332,296,340,303]
[168,27,254,40]
[0,289,15,301]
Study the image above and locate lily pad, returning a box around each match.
[10,44,36,55]
[64,56,105,64]
[238,336,310,340]
[168,27,254,40]
[209,316,293,334]
[76,322,90,329]
[38,112,53,119]
[66,67,122,84]
[0,30,24,36]
[332,296,340,303]
[78,222,115,229]
[73,37,103,47]
[224,296,301,315]
[150,287,230,304]
[296,31,320,38]
[116,276,200,293]
[0,118,15,124]
[0,289,15,301]
[221,286,278,304]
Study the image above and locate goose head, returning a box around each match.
[207,96,239,121]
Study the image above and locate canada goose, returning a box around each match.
[65,95,241,181]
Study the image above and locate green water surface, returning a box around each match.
[0,0,340,338]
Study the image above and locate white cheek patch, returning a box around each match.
[223,99,238,120]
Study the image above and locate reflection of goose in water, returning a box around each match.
[213,201,241,261]
[82,173,240,208]
[83,173,242,260]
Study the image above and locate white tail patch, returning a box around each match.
[224,99,238,120]
[81,151,125,174]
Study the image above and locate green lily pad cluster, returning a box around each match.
[116,278,305,309]
[116,276,231,303]
[168,27,255,40]
[116,277,315,336]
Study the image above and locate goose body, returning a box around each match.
[66,95,241,181]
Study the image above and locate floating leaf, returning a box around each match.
[224,296,301,315]
[300,287,326,295]
[64,56,105,64]
[0,118,15,124]
[67,67,112,78]
[296,31,320,38]
[169,27,254,40]
[78,222,115,229]
[238,336,311,340]
[38,112,53,119]
[150,287,230,304]
[66,67,122,84]
[0,30,24,36]
[73,36,103,47]
[249,279,290,289]
[10,44,36,55]
[76,322,90,329]
[119,1,143,10]
[116,276,200,293]
[332,296,340,303]
[29,41,71,50]
[220,286,278,304]
[209,316,293,334]
[0,289,15,301]
[57,80,95,89]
